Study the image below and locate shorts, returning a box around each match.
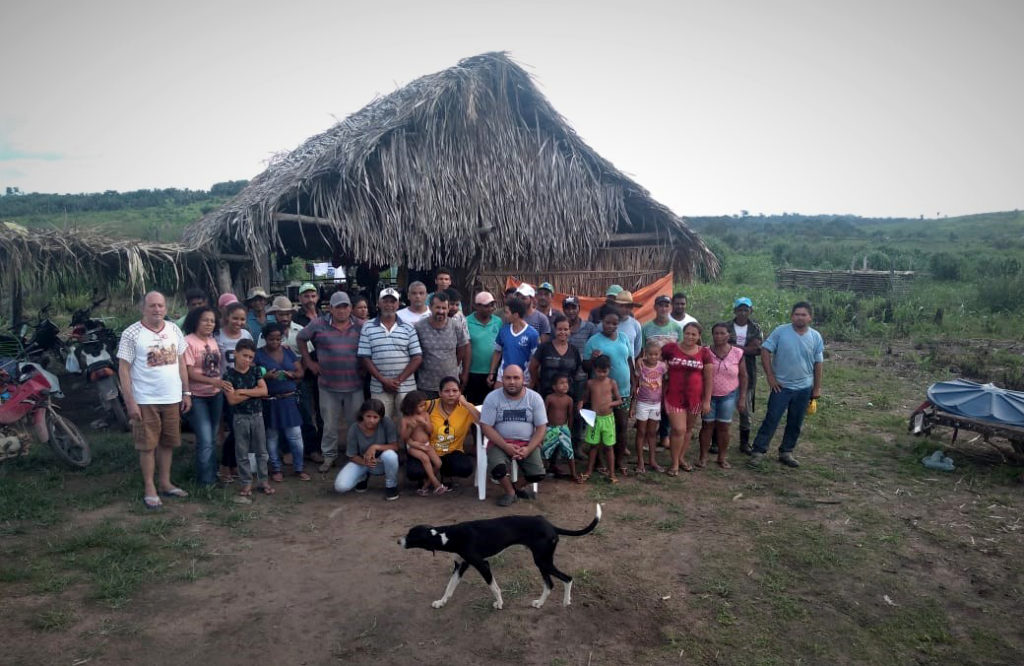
[132,403,182,452]
[704,389,739,423]
[664,401,701,416]
[486,440,545,480]
[540,424,574,460]
[634,400,661,422]
[584,412,616,447]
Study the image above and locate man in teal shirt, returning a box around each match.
[465,291,502,404]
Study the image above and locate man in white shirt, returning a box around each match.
[669,292,698,328]
[117,291,191,510]
[397,281,431,326]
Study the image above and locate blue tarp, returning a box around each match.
[927,379,1024,427]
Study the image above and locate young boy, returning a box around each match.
[581,355,622,483]
[224,339,272,498]
[541,374,578,481]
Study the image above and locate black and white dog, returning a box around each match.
[399,504,602,610]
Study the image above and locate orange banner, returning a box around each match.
[505,273,674,323]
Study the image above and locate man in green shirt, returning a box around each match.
[466,291,502,404]
[641,295,683,353]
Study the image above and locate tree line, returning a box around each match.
[0,181,249,217]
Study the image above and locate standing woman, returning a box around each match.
[215,302,253,483]
[182,306,232,486]
[256,323,310,481]
[529,315,582,397]
[698,323,747,469]
[661,322,713,475]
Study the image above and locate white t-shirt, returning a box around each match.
[397,307,430,327]
[670,313,699,329]
[734,324,748,348]
[215,329,254,371]
[117,321,187,405]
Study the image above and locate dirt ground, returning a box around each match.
[2,345,1023,665]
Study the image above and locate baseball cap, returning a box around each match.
[246,287,269,301]
[605,284,623,297]
[217,293,239,308]
[267,296,295,313]
[614,290,639,306]
[299,282,317,294]
[330,292,352,307]
[655,295,671,305]
[562,296,580,307]
[378,287,400,300]
[733,297,753,308]
[516,283,536,298]
[474,291,496,305]
[538,282,554,293]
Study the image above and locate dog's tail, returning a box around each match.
[554,503,602,537]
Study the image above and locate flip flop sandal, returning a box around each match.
[416,487,431,497]
[297,472,312,481]
[433,484,450,496]
[142,496,163,510]
[271,472,284,483]
[239,486,253,497]
[609,477,619,484]
[259,485,276,495]
[158,487,189,498]
[680,462,694,472]
[650,464,665,473]
[576,474,589,484]
[717,460,732,469]
[665,468,680,477]
[694,460,707,469]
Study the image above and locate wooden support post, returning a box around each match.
[216,261,233,296]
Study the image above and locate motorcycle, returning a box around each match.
[0,360,90,467]
[66,296,129,431]
[0,304,66,369]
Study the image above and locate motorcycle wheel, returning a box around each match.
[47,411,91,468]
[108,397,130,432]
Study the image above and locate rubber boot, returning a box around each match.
[739,429,752,455]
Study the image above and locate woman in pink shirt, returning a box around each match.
[697,323,748,468]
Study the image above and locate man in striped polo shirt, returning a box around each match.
[358,288,423,420]
[298,291,363,472]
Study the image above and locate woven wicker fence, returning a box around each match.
[775,269,916,295]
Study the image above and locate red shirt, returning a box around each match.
[662,343,714,410]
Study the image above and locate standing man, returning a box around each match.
[358,287,422,419]
[258,296,305,353]
[398,281,431,326]
[465,291,502,405]
[414,291,470,399]
[589,284,623,324]
[244,287,274,338]
[515,283,551,343]
[479,365,547,507]
[297,291,364,472]
[428,267,463,313]
[669,292,698,329]
[117,291,192,510]
[748,302,823,469]
[727,297,763,453]
[293,282,320,326]
[175,287,209,328]
[613,291,644,358]
[535,282,562,328]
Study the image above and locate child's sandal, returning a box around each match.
[259,484,276,495]
[239,485,253,497]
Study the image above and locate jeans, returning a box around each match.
[334,449,399,492]
[739,377,757,432]
[371,390,412,422]
[233,412,268,485]
[319,387,363,461]
[267,425,304,473]
[751,386,812,455]
[186,393,223,486]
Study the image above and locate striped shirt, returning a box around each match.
[296,315,362,393]
[357,317,422,393]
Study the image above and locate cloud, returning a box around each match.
[0,140,62,162]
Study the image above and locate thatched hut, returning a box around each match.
[185,52,718,296]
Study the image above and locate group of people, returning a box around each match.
[116,269,823,509]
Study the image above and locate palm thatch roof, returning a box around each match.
[0,221,209,294]
[184,52,718,283]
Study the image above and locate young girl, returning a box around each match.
[631,340,667,474]
[400,391,447,495]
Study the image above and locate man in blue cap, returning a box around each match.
[589,284,624,324]
[726,297,763,453]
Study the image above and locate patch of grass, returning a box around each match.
[28,606,77,632]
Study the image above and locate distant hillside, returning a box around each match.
[0,181,247,242]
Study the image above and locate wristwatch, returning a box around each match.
[182,391,193,397]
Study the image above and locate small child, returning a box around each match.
[631,340,667,474]
[400,391,447,496]
[542,374,578,482]
[223,339,272,498]
[581,355,622,483]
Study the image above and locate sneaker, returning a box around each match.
[355,479,369,493]
[384,486,399,501]
[747,452,765,468]
[515,487,537,500]
[317,458,334,473]
[496,493,518,507]
[778,452,800,468]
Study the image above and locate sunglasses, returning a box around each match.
[444,419,450,435]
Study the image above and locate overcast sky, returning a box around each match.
[2,0,1021,218]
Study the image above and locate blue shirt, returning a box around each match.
[494,322,539,376]
[583,332,632,399]
[762,324,824,390]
